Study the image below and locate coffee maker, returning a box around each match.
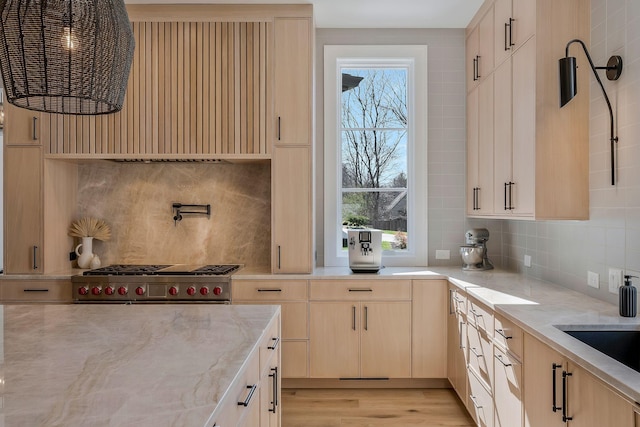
[460,228,493,271]
[348,229,382,273]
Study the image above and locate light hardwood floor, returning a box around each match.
[281,388,476,426]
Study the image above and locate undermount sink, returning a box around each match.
[557,326,640,373]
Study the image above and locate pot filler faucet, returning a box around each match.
[172,203,211,226]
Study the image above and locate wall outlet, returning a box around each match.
[524,255,532,268]
[587,271,599,289]
[435,250,450,260]
[609,268,623,294]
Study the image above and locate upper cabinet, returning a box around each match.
[43,5,313,159]
[466,6,494,92]
[273,18,312,146]
[4,103,41,146]
[466,0,590,220]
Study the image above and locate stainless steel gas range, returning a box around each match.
[72,264,242,303]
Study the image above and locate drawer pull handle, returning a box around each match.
[552,363,562,412]
[470,347,483,358]
[267,337,280,350]
[495,354,512,367]
[470,308,483,318]
[23,289,49,293]
[257,288,282,292]
[238,384,257,407]
[495,328,513,339]
[348,288,372,292]
[453,296,464,304]
[269,366,278,413]
[562,370,573,422]
[469,394,483,409]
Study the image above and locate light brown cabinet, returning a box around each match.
[447,284,469,402]
[272,146,312,273]
[467,0,590,220]
[523,333,634,427]
[273,18,312,146]
[233,279,309,378]
[4,104,41,145]
[0,279,72,303]
[309,280,411,379]
[4,146,43,274]
[467,75,494,215]
[411,280,447,378]
[466,6,494,92]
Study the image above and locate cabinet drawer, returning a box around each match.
[468,369,494,427]
[233,280,308,301]
[227,349,260,425]
[259,315,281,374]
[494,314,523,359]
[468,323,493,390]
[309,280,411,301]
[467,296,494,336]
[494,346,523,427]
[0,280,72,302]
[449,285,467,315]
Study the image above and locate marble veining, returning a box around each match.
[0,304,279,426]
[76,161,271,268]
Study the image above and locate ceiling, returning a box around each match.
[125,0,485,28]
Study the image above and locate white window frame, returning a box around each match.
[324,45,428,267]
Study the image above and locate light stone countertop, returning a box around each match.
[0,303,280,426]
[237,266,640,404]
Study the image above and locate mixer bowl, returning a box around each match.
[460,245,484,265]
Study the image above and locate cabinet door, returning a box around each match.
[412,280,447,378]
[511,37,535,216]
[272,146,312,273]
[274,18,311,145]
[4,103,41,145]
[523,334,566,427]
[477,5,494,79]
[361,301,411,378]
[493,58,512,215]
[511,0,536,50]
[477,75,494,215]
[567,362,633,427]
[448,308,468,401]
[494,0,512,66]
[309,302,359,378]
[467,87,479,215]
[466,26,480,91]
[4,146,43,274]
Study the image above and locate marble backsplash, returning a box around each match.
[76,161,271,268]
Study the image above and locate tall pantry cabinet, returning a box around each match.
[466,0,590,220]
[271,15,313,273]
[3,104,77,276]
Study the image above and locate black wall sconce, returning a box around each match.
[559,39,623,186]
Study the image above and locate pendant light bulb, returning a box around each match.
[62,27,78,50]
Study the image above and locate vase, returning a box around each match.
[75,237,96,269]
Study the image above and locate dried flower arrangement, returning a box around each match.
[68,217,111,241]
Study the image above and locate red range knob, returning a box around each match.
[186,286,196,296]
[168,286,179,296]
[91,286,102,295]
[213,286,223,296]
[104,286,115,296]
[78,286,89,296]
[135,287,145,296]
[200,286,209,296]
[118,286,128,296]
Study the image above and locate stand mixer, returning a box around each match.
[460,228,494,271]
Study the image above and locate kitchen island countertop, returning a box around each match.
[0,303,279,426]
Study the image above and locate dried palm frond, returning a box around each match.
[69,217,111,241]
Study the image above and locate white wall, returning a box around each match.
[502,0,640,304]
[315,29,503,268]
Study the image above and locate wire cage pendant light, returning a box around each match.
[0,0,135,115]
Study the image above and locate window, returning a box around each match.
[324,45,428,267]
